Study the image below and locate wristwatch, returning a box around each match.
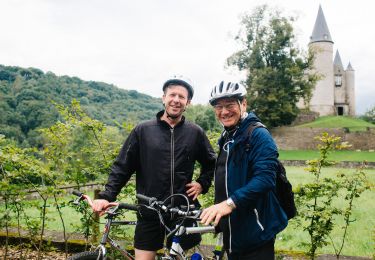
[226,198,236,209]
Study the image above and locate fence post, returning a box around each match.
[91,189,100,243]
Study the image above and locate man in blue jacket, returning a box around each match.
[200,81,288,259]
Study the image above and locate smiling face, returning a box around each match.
[213,97,247,128]
[162,85,190,119]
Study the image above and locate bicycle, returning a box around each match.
[68,191,224,260]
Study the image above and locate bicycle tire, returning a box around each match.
[68,251,103,260]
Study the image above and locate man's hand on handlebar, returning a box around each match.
[92,199,118,216]
[200,201,233,226]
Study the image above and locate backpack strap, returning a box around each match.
[243,121,266,153]
[246,121,267,139]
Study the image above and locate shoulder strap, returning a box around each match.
[246,121,266,138]
[244,122,266,153]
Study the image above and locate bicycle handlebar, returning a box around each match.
[71,191,216,240]
[72,191,201,220]
[72,190,83,197]
[71,190,138,213]
[136,193,157,205]
[118,203,138,211]
[136,193,201,218]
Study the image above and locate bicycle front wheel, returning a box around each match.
[68,251,103,260]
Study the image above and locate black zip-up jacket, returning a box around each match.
[98,111,216,208]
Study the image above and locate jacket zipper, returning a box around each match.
[170,128,175,206]
[223,139,234,253]
[254,208,265,231]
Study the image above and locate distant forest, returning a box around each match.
[0,64,163,146]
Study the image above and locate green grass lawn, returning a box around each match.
[297,116,374,132]
[279,150,375,162]
[1,167,374,257]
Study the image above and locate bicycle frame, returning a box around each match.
[95,217,137,259]
[169,225,217,259]
[70,191,225,260]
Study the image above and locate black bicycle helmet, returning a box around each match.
[163,75,194,100]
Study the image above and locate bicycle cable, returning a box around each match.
[162,193,191,238]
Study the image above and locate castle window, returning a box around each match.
[335,75,342,87]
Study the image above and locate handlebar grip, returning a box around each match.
[136,194,156,204]
[72,190,83,197]
[185,226,216,234]
[118,203,138,212]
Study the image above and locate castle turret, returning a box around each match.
[345,62,356,116]
[333,50,347,115]
[308,5,335,116]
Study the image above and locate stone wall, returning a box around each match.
[291,111,319,126]
[271,127,375,151]
[282,160,375,169]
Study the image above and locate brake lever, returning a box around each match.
[105,204,121,217]
[69,196,84,206]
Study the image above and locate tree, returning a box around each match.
[360,105,375,124]
[185,104,221,132]
[227,5,318,127]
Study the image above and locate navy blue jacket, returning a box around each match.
[219,112,288,253]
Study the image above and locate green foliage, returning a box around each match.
[38,100,137,246]
[227,5,318,127]
[69,200,94,249]
[185,105,221,132]
[0,135,61,256]
[198,130,221,208]
[329,166,371,258]
[39,99,123,187]
[297,116,375,132]
[294,133,370,259]
[0,64,162,147]
[0,100,132,256]
[359,105,375,124]
[276,166,374,257]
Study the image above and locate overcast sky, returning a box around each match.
[1,0,374,114]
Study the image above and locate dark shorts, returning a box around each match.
[227,238,275,260]
[134,215,201,252]
[134,217,165,251]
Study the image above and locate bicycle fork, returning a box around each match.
[169,225,186,259]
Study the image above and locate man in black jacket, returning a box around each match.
[92,75,216,260]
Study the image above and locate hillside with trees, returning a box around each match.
[0,64,163,146]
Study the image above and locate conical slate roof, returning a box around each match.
[347,62,354,71]
[310,5,333,43]
[334,50,344,70]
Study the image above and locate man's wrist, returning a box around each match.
[195,179,206,194]
[226,197,236,209]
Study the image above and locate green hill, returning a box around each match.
[297,116,374,132]
[0,64,162,146]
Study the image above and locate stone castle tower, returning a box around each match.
[307,5,356,116]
